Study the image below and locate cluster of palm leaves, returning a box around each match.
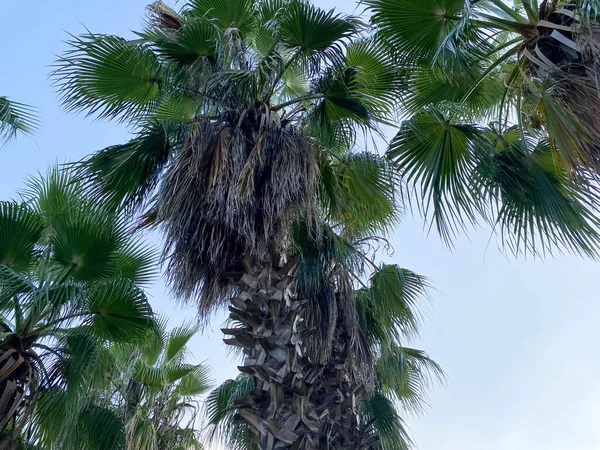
[3,0,600,449]
[368,0,600,254]
[0,170,213,450]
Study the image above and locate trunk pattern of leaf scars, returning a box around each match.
[224,261,376,450]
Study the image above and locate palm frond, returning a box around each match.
[188,0,257,36]
[53,34,163,122]
[356,264,430,346]
[387,110,487,243]
[0,202,43,271]
[203,376,257,450]
[0,97,39,145]
[83,278,155,343]
[175,364,212,396]
[114,239,159,287]
[475,135,600,257]
[165,322,200,363]
[278,1,358,65]
[365,0,468,63]
[360,392,412,450]
[377,345,445,415]
[50,208,122,281]
[75,122,174,212]
[318,151,400,236]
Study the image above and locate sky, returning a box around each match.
[2,1,600,449]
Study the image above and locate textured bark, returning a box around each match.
[222,260,376,450]
[0,337,32,449]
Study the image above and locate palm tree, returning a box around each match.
[85,322,211,450]
[365,0,600,254]
[0,97,38,146]
[204,263,443,450]
[53,1,402,448]
[0,169,157,449]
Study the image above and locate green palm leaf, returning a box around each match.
[84,278,155,343]
[134,360,168,387]
[475,136,600,256]
[114,239,159,287]
[165,322,200,363]
[51,209,122,281]
[189,0,256,36]
[387,110,486,242]
[53,34,163,121]
[318,152,399,236]
[0,265,34,312]
[0,97,39,145]
[344,40,402,116]
[377,345,444,414]
[365,0,467,63]
[77,402,127,450]
[141,18,220,65]
[0,202,43,271]
[360,392,412,450]
[76,123,172,211]
[176,364,211,396]
[204,376,256,450]
[278,1,357,62]
[357,264,430,345]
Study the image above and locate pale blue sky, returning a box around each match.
[2,1,600,449]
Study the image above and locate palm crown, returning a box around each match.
[0,169,157,448]
[366,0,600,255]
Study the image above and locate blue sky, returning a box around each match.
[2,1,600,449]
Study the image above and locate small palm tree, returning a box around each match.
[0,169,157,449]
[366,0,600,255]
[204,264,443,450]
[92,322,211,450]
[0,97,38,146]
[54,1,402,448]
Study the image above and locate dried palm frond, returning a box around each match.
[159,103,317,314]
[147,1,182,31]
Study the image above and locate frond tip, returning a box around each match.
[0,96,39,144]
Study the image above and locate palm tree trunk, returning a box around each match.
[222,260,377,450]
[0,341,28,435]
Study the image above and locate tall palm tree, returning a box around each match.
[0,97,38,146]
[54,1,402,448]
[365,0,600,254]
[204,263,443,450]
[0,169,157,449]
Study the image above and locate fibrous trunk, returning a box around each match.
[0,338,31,449]
[222,260,376,450]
